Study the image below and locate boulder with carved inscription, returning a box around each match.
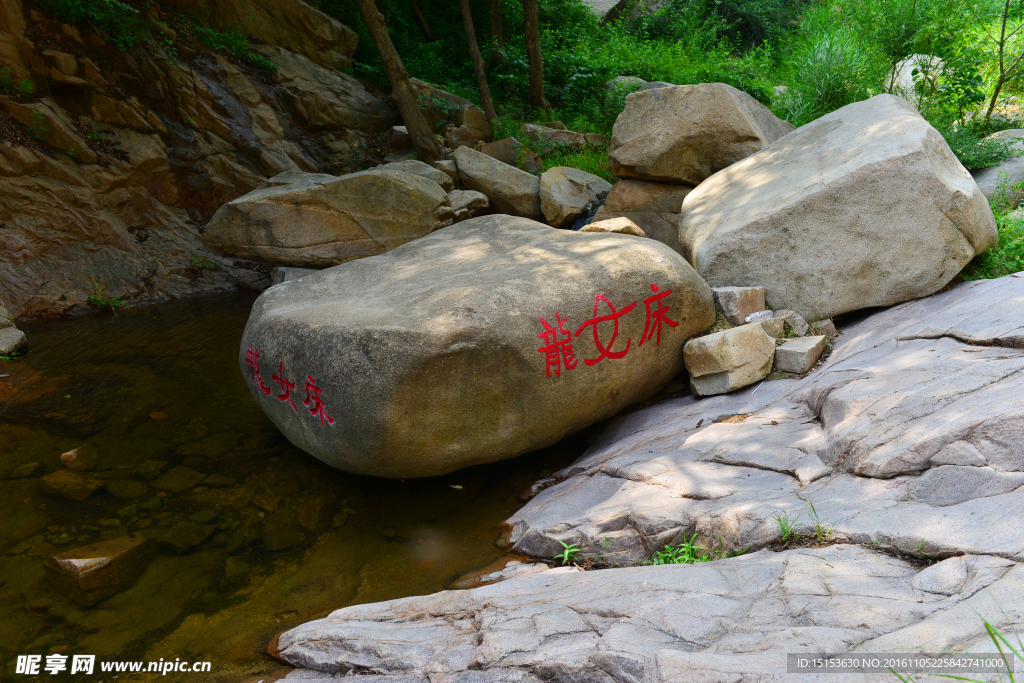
[240,215,715,477]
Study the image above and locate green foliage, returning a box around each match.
[774,512,801,542]
[553,540,580,565]
[0,67,34,96]
[961,174,1024,280]
[39,0,146,50]
[27,110,48,141]
[540,145,613,183]
[174,20,278,71]
[86,280,129,312]
[645,535,749,564]
[187,250,218,276]
[806,499,834,543]
[940,125,1023,169]
[0,350,23,363]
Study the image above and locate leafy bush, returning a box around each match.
[961,174,1024,280]
[39,0,146,50]
[175,20,278,71]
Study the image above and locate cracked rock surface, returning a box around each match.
[278,274,1024,682]
[278,547,1023,681]
[504,274,1024,565]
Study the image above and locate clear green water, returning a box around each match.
[0,293,585,681]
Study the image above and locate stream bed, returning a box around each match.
[0,292,585,681]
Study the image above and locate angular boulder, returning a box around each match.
[774,334,826,374]
[520,123,587,150]
[712,286,765,326]
[539,166,612,228]
[454,146,542,219]
[579,216,645,236]
[680,95,999,320]
[376,159,454,191]
[0,327,27,355]
[592,179,692,254]
[609,83,793,185]
[203,169,453,268]
[408,79,491,140]
[683,322,775,396]
[240,215,715,477]
[478,137,544,174]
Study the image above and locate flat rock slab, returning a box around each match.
[712,286,765,326]
[37,469,105,500]
[680,94,998,320]
[504,275,1024,565]
[239,216,715,477]
[277,546,1024,681]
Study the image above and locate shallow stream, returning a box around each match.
[0,293,585,681]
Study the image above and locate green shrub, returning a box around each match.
[176,20,278,71]
[961,180,1024,280]
[39,0,146,50]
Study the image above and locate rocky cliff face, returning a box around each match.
[0,0,396,318]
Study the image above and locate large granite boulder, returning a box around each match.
[454,146,542,219]
[591,179,692,254]
[608,83,794,185]
[239,215,715,477]
[539,166,612,228]
[680,95,999,320]
[202,169,453,267]
[502,273,1024,564]
[277,546,1024,682]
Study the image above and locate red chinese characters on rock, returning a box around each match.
[244,344,271,395]
[574,293,637,366]
[303,375,335,427]
[245,346,334,428]
[536,284,677,377]
[639,284,679,346]
[536,312,577,378]
[271,361,297,412]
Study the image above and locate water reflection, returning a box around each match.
[0,293,585,681]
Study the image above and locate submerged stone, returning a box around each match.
[43,535,153,606]
[37,469,106,501]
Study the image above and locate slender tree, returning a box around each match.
[459,0,498,121]
[411,0,436,41]
[521,0,547,109]
[985,0,1024,122]
[490,0,506,66]
[357,0,444,163]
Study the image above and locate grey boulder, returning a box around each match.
[591,179,693,254]
[538,166,612,228]
[680,94,999,320]
[203,169,453,268]
[454,146,542,220]
[239,215,715,477]
[609,82,794,185]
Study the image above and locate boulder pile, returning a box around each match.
[679,94,998,320]
[598,83,793,253]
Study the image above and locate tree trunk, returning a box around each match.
[490,0,506,66]
[460,0,498,121]
[412,0,435,41]
[357,0,444,163]
[521,0,547,109]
